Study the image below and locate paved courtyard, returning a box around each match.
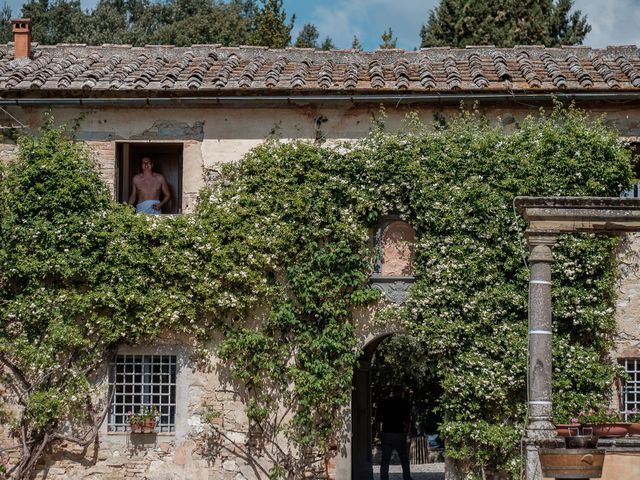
[373,463,445,480]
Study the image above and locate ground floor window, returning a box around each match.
[116,142,183,214]
[109,354,177,432]
[620,358,640,417]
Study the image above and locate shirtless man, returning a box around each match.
[128,157,171,214]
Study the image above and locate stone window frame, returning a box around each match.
[115,141,185,214]
[101,344,192,438]
[108,353,178,433]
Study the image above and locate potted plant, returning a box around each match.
[128,406,158,434]
[128,410,144,433]
[141,406,158,433]
[625,409,640,436]
[555,416,581,437]
[579,407,630,438]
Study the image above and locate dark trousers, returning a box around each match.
[380,432,411,480]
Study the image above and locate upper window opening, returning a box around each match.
[621,142,640,198]
[117,143,183,214]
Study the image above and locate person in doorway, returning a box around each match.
[376,385,413,480]
[128,156,171,214]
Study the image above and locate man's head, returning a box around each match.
[141,157,153,173]
[392,385,403,398]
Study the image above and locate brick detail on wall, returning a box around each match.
[86,141,116,199]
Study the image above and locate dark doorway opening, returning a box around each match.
[116,142,183,214]
[352,334,444,480]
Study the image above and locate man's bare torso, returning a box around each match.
[132,173,165,202]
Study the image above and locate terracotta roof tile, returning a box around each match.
[0,44,638,95]
[368,59,385,88]
[591,55,619,89]
[344,62,359,89]
[317,59,334,89]
[418,56,436,89]
[516,51,542,88]
[540,52,567,88]
[616,55,640,87]
[443,55,461,89]
[469,53,488,88]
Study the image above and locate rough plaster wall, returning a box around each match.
[614,233,640,361]
[0,141,17,167]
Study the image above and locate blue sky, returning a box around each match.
[3,0,640,50]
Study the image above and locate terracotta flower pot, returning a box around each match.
[586,422,630,438]
[628,422,640,436]
[556,424,580,437]
[142,419,156,433]
[130,421,143,434]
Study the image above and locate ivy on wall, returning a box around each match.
[0,106,632,479]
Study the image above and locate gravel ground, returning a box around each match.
[372,463,445,480]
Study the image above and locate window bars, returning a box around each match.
[109,354,177,432]
[620,358,640,419]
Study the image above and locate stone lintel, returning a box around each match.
[516,197,640,233]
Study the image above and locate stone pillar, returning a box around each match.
[524,232,561,480]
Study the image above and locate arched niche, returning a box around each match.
[371,216,416,303]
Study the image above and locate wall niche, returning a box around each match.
[371,215,416,303]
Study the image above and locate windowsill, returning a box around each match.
[106,431,176,436]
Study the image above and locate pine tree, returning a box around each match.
[420,0,590,48]
[351,34,362,50]
[294,23,319,48]
[0,3,12,44]
[379,27,397,49]
[320,36,334,50]
[21,0,89,44]
[249,0,294,48]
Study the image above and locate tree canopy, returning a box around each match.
[14,0,306,47]
[420,0,591,47]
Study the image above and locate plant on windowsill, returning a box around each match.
[577,407,630,438]
[624,409,640,436]
[128,407,158,434]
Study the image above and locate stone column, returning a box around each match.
[524,232,561,480]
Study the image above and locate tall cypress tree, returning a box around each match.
[420,0,590,48]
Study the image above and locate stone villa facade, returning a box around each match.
[2,19,640,480]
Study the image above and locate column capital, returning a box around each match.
[525,231,558,247]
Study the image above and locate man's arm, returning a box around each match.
[154,175,172,211]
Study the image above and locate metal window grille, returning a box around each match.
[109,354,177,432]
[620,358,640,419]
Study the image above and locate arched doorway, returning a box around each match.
[352,334,444,480]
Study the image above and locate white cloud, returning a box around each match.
[574,0,640,47]
[310,0,438,50]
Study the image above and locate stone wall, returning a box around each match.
[1,338,333,480]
